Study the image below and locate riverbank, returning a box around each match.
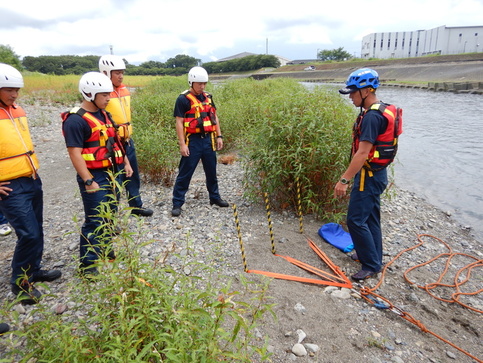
[212,53,483,94]
[1,102,482,362]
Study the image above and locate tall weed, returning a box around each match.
[0,178,274,362]
[132,77,187,185]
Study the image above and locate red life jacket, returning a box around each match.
[62,107,125,169]
[182,91,217,134]
[352,103,403,171]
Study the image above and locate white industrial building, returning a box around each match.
[361,25,483,59]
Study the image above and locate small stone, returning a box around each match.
[304,343,320,353]
[331,289,351,299]
[294,303,306,314]
[446,350,456,359]
[295,329,306,343]
[323,286,338,294]
[54,303,67,315]
[291,343,307,357]
[15,304,26,314]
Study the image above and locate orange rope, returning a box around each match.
[359,233,482,363]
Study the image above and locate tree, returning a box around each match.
[203,54,280,74]
[317,47,353,62]
[165,54,200,69]
[0,45,23,70]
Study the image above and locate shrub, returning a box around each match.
[0,179,274,362]
[132,77,355,220]
[131,76,187,185]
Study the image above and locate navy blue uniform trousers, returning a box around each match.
[347,168,388,273]
[172,133,220,207]
[77,168,118,267]
[0,176,44,285]
[119,138,143,208]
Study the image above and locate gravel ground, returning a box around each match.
[1,102,482,362]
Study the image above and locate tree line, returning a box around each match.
[1,45,280,75]
[2,43,352,75]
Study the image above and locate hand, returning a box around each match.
[180,144,190,157]
[216,138,223,151]
[85,181,100,194]
[124,163,133,178]
[0,181,12,198]
[333,181,349,198]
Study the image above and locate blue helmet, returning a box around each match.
[339,68,379,94]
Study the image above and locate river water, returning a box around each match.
[305,83,483,242]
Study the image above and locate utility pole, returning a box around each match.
[266,38,268,55]
[110,45,113,55]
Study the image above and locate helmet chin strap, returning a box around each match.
[358,89,367,113]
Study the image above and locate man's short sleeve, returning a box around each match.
[62,114,91,148]
[173,94,191,118]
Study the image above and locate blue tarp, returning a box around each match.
[318,223,354,253]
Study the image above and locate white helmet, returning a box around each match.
[188,66,208,86]
[99,55,126,76]
[0,63,24,88]
[79,72,113,102]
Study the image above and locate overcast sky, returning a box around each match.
[2,0,482,65]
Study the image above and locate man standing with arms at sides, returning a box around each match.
[335,68,401,281]
[171,66,228,217]
[62,72,133,277]
[99,55,153,217]
[0,63,61,304]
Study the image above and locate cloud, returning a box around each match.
[1,0,482,64]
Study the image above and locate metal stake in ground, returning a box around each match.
[296,175,304,234]
[232,204,248,272]
[263,192,276,254]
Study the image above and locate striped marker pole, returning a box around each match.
[296,176,304,234]
[232,204,248,272]
[264,192,276,254]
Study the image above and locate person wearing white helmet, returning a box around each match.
[171,66,228,217]
[335,68,402,281]
[0,63,61,304]
[99,55,153,217]
[62,71,133,277]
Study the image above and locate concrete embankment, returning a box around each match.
[245,54,483,95]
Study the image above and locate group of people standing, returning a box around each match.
[1,59,398,317]
[0,58,229,307]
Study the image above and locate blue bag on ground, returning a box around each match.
[318,223,354,253]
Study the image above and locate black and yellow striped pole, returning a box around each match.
[296,175,304,234]
[263,192,276,254]
[232,204,248,272]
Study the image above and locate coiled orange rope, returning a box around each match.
[360,233,482,362]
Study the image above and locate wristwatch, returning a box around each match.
[340,178,350,185]
[84,179,94,186]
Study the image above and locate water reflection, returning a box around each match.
[303,83,483,242]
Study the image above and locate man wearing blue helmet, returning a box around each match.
[335,68,402,281]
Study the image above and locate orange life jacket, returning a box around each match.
[0,104,39,181]
[106,84,133,140]
[352,103,403,171]
[182,91,217,134]
[62,107,125,169]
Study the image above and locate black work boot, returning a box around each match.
[11,283,42,305]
